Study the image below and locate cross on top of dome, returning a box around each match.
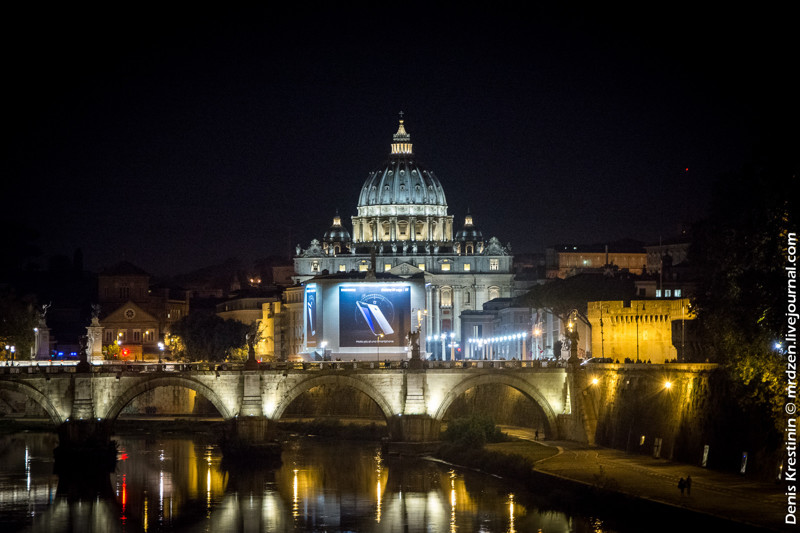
[391,112,412,155]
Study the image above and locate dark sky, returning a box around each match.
[4,6,794,277]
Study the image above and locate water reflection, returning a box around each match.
[0,431,610,532]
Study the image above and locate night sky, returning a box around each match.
[4,6,794,277]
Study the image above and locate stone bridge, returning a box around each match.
[0,360,718,454]
[0,360,580,445]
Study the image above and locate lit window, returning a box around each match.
[441,263,451,271]
[418,263,425,271]
[675,289,682,297]
[463,263,471,271]
[384,263,392,271]
[338,264,346,272]
[656,290,662,298]
[311,261,320,272]
[489,259,499,271]
[665,289,672,297]
[359,264,368,272]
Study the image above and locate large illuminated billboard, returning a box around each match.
[339,284,410,347]
[305,284,318,348]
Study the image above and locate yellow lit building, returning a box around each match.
[586,298,694,363]
[546,243,647,279]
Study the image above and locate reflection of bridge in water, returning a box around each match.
[0,360,578,444]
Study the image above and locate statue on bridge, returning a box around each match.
[564,311,580,366]
[244,329,259,370]
[76,335,91,373]
[38,302,51,327]
[406,329,423,369]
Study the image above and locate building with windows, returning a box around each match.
[293,118,515,359]
[97,261,189,360]
[546,241,647,279]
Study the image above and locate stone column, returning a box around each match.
[240,372,263,415]
[34,324,50,360]
[387,414,441,444]
[431,287,440,338]
[87,318,104,364]
[452,286,462,341]
[71,375,94,419]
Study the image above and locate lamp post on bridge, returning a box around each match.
[375,333,384,365]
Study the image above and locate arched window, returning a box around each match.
[440,287,452,308]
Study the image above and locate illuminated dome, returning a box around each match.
[455,210,484,255]
[350,117,454,245]
[455,211,483,242]
[356,119,448,216]
[323,211,351,243]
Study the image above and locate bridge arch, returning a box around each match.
[0,380,64,425]
[272,374,396,421]
[432,373,559,438]
[103,376,234,422]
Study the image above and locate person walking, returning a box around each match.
[678,477,686,496]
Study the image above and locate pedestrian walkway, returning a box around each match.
[533,440,788,531]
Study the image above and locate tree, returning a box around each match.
[169,312,249,362]
[691,159,796,436]
[0,289,39,361]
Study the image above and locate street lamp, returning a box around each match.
[375,333,384,364]
[4,345,15,366]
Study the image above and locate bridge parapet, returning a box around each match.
[2,361,583,443]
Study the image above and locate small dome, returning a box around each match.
[357,119,447,209]
[455,211,483,242]
[323,212,351,243]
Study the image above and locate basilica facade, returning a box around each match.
[293,118,514,359]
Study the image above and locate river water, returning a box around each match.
[0,430,622,532]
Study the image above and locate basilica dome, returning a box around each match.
[356,119,447,214]
[350,118,454,245]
